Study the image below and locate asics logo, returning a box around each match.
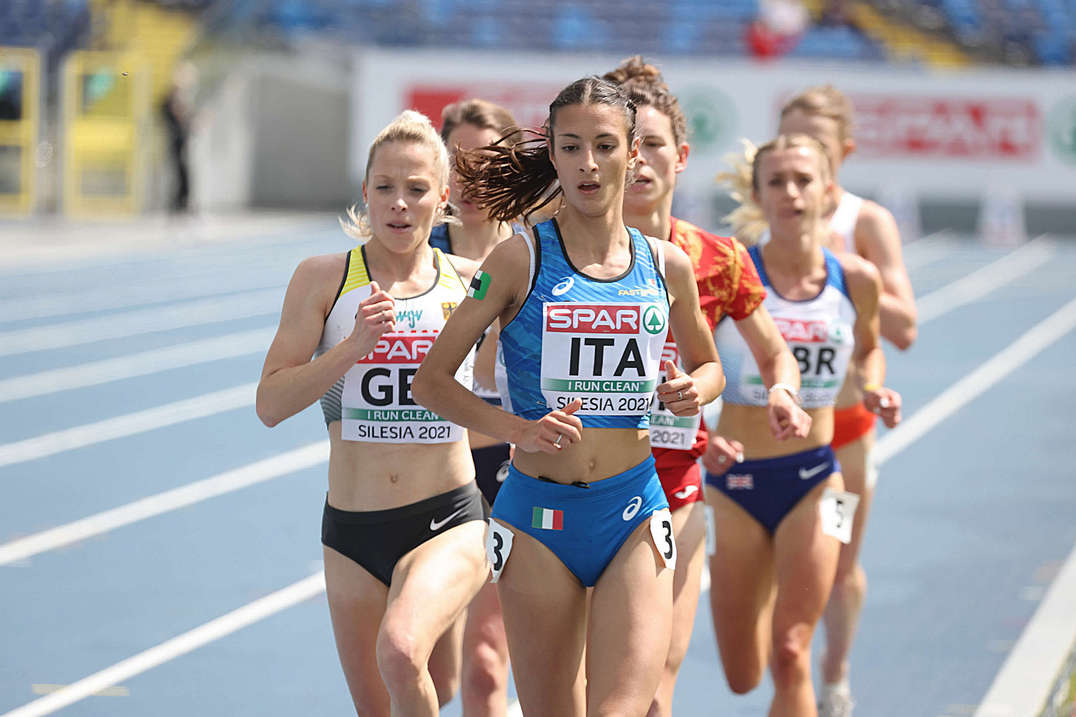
[622,496,643,521]
[430,507,465,532]
[799,463,829,480]
[551,277,575,296]
[673,485,699,500]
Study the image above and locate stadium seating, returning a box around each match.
[178,0,888,59]
[0,0,91,68]
[2,0,1070,66]
[876,0,1072,63]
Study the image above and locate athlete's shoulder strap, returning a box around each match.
[340,246,372,296]
[822,247,851,301]
[642,232,666,278]
[433,247,468,292]
[747,244,769,287]
[831,192,863,251]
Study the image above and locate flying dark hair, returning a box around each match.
[454,76,637,222]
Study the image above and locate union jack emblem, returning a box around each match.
[726,474,754,490]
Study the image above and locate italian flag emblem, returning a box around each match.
[531,506,564,530]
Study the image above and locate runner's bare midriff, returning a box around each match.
[717,402,835,460]
[511,426,651,485]
[326,422,476,511]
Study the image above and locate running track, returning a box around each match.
[1,217,1073,716]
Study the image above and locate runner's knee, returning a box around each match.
[725,662,765,694]
[833,561,866,596]
[462,642,507,699]
[432,670,459,707]
[375,625,425,693]
[771,625,811,687]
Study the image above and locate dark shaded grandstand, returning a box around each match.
[1,0,1072,65]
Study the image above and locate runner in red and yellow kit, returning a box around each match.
[605,57,811,716]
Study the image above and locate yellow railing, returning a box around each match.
[801,0,972,67]
[0,47,40,216]
[62,50,150,216]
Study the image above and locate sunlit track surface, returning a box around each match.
[1,221,1074,717]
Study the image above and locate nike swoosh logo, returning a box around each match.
[673,485,698,500]
[430,507,466,531]
[798,463,829,480]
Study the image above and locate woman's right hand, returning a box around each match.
[346,281,396,355]
[515,399,584,454]
[701,434,744,474]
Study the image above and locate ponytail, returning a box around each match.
[454,130,560,223]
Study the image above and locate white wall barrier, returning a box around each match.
[352,48,1076,237]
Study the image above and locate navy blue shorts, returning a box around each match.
[705,445,840,534]
[472,443,511,506]
[491,455,670,587]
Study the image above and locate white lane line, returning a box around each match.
[875,294,1076,466]
[0,441,328,566]
[8,269,1071,717]
[0,273,286,323]
[0,328,275,403]
[916,236,1054,325]
[974,544,1076,716]
[0,289,281,357]
[0,383,256,469]
[0,572,327,717]
[902,233,959,271]
[697,293,1076,599]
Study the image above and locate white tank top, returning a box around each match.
[317,246,474,443]
[715,246,856,409]
[830,191,863,253]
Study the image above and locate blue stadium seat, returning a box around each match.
[787,25,881,60]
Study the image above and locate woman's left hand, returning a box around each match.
[864,386,902,429]
[656,360,700,416]
[767,390,812,440]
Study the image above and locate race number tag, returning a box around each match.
[704,504,716,557]
[541,302,666,415]
[649,508,677,571]
[485,519,514,583]
[819,489,860,544]
[341,333,471,444]
[761,317,853,408]
[649,340,701,449]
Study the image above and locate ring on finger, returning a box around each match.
[553,434,563,448]
[717,454,727,463]
[677,390,683,401]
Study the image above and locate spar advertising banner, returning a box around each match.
[352,48,1076,228]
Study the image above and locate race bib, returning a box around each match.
[704,504,716,557]
[649,509,677,571]
[341,333,469,443]
[486,519,514,583]
[649,340,701,449]
[819,488,860,544]
[540,302,666,415]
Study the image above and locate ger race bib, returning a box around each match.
[541,302,668,415]
[317,246,472,443]
[649,340,701,450]
[341,331,471,443]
